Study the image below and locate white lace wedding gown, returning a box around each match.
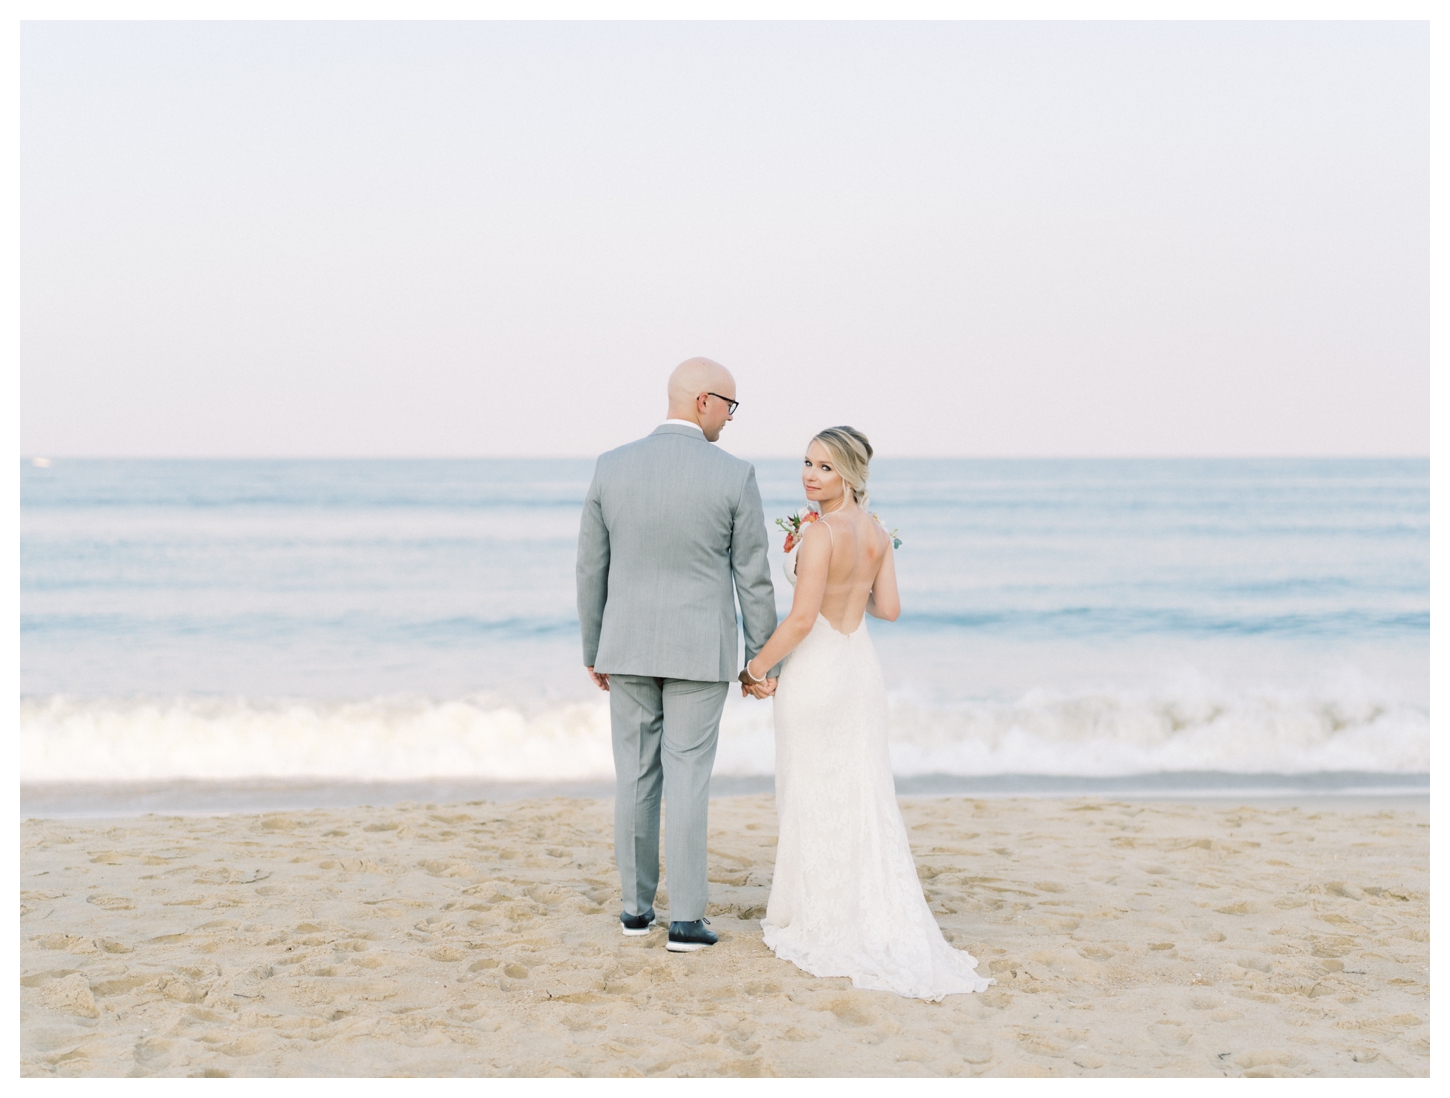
[762,550,993,1001]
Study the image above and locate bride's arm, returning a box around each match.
[743,521,832,681]
[865,534,900,621]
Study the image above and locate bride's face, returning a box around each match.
[802,440,846,505]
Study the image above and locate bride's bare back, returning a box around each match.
[810,507,897,634]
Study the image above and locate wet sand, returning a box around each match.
[20,795,1429,1077]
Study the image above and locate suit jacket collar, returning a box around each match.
[651,423,708,440]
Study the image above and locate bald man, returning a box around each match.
[576,357,779,953]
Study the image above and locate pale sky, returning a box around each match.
[20,21,1428,458]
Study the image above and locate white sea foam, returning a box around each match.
[20,687,1428,784]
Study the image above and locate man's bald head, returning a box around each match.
[666,357,737,442]
[668,357,734,408]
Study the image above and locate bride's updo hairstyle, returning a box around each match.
[812,426,873,508]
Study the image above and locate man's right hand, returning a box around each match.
[587,667,609,692]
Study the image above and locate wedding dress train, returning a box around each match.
[762,611,993,1001]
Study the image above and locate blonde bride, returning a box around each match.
[740,426,992,1001]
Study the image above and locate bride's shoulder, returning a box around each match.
[801,516,835,544]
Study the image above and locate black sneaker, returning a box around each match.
[666,918,717,952]
[620,909,655,936]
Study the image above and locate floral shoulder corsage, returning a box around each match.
[775,509,820,553]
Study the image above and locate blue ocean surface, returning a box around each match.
[19,457,1429,800]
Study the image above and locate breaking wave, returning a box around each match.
[20,686,1428,784]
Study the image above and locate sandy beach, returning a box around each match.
[20,794,1428,1077]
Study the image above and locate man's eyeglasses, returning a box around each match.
[707,393,740,415]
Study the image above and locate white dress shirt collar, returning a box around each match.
[662,419,705,433]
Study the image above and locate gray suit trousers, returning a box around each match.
[609,674,730,923]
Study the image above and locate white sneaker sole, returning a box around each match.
[666,940,713,952]
[621,925,654,936]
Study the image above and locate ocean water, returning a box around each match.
[19,457,1429,806]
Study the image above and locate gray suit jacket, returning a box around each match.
[577,424,778,682]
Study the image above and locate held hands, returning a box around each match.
[738,663,778,700]
[740,675,776,699]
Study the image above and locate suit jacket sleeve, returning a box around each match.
[576,467,609,667]
[731,465,780,675]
